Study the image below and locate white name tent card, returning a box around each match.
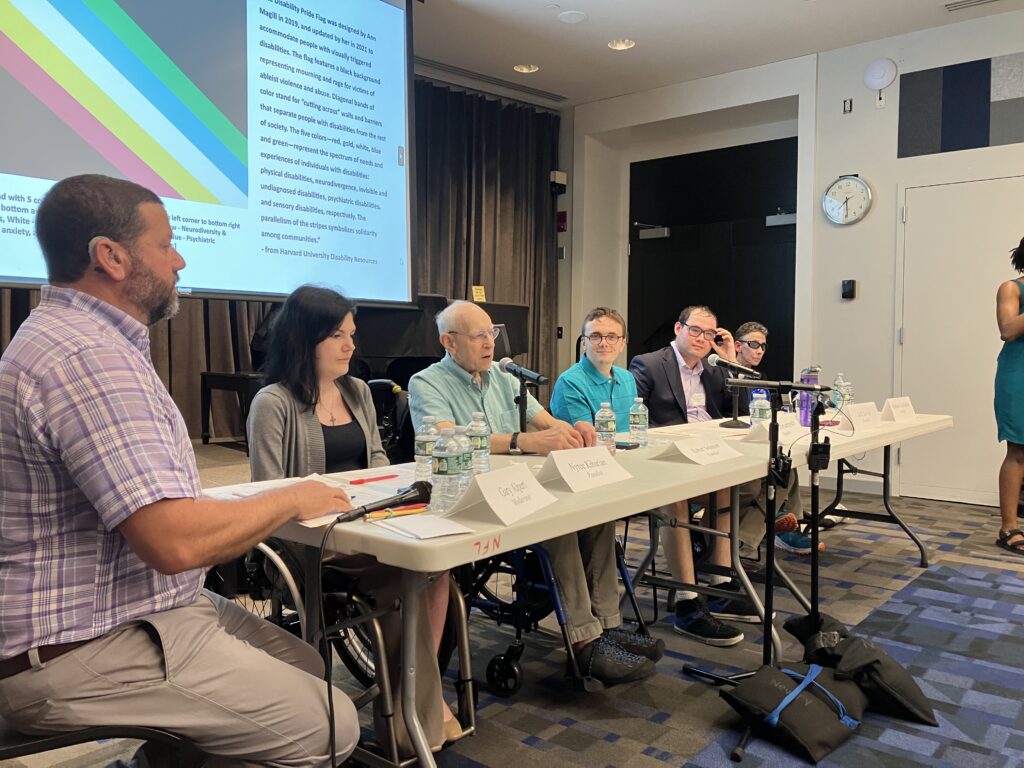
[653,436,743,465]
[446,463,557,526]
[881,397,916,422]
[535,446,633,492]
[743,419,807,445]
[843,401,881,429]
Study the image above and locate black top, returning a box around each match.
[322,420,368,474]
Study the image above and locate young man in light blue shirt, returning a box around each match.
[551,307,636,428]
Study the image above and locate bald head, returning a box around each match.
[436,300,492,335]
[437,300,497,378]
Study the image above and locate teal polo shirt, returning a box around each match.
[408,353,544,434]
[550,355,637,428]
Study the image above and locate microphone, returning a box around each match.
[707,353,763,380]
[498,357,549,385]
[335,481,432,523]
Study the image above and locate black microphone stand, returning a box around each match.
[512,372,538,433]
[719,383,747,430]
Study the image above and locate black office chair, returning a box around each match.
[0,716,203,765]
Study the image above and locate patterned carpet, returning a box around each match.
[5,443,1024,767]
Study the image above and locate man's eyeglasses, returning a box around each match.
[448,327,501,343]
[739,339,767,351]
[585,333,624,345]
[682,324,716,341]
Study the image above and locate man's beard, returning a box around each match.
[124,252,179,325]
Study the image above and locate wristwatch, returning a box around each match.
[509,432,523,455]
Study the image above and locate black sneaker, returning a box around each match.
[573,636,655,685]
[706,581,763,624]
[673,598,744,647]
[603,627,664,661]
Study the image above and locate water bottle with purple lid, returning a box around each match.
[798,365,821,427]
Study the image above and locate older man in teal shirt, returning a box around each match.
[551,307,636,428]
[409,301,662,687]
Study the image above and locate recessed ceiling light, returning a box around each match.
[557,10,587,23]
[608,39,636,51]
[513,64,540,74]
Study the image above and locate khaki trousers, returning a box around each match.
[542,520,621,644]
[0,591,359,767]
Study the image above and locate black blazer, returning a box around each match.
[629,346,731,428]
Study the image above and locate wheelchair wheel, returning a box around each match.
[470,553,554,629]
[328,596,377,689]
[485,653,523,697]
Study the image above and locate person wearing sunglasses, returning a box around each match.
[629,306,757,648]
[410,301,661,686]
[727,322,824,558]
[733,321,768,371]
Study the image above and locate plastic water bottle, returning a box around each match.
[430,428,461,514]
[595,402,616,454]
[832,373,854,410]
[454,425,474,494]
[466,411,491,474]
[798,365,821,427]
[749,391,771,425]
[413,415,439,483]
[629,397,649,447]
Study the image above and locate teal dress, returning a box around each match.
[995,278,1024,444]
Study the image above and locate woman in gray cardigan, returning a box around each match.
[247,286,458,754]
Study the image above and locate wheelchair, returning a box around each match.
[207,538,476,767]
[453,533,653,697]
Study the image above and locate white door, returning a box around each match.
[899,175,1024,506]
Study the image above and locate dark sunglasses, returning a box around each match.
[739,339,767,351]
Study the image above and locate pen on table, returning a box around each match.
[364,504,428,522]
[350,474,400,485]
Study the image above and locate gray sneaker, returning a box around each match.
[603,627,664,661]
[573,636,655,685]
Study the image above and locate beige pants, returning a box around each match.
[0,591,359,767]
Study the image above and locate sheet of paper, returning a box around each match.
[203,473,346,501]
[373,515,474,539]
[881,396,916,422]
[535,446,632,492]
[743,420,808,446]
[652,436,743,465]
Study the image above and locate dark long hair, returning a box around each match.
[262,285,356,408]
[1012,237,1024,274]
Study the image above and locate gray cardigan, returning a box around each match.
[247,376,388,481]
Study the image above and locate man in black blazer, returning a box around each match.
[628,306,755,646]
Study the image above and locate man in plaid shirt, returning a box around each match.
[0,175,357,766]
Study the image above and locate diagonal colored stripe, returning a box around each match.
[83,0,247,167]
[0,0,219,204]
[10,0,244,207]
[0,30,182,200]
[51,0,247,194]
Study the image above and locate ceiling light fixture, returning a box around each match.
[513,64,540,74]
[557,10,587,23]
[608,39,636,51]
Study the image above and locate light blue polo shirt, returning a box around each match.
[550,355,637,428]
[408,353,544,433]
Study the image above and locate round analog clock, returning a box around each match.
[822,175,872,225]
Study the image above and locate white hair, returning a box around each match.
[435,300,473,334]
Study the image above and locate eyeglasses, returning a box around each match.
[448,326,501,343]
[585,333,624,345]
[682,323,716,341]
[739,339,767,351]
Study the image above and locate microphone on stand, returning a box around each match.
[707,353,763,380]
[498,357,549,385]
[334,481,432,523]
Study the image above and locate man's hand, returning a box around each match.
[288,480,353,521]
[573,420,597,447]
[519,422,585,455]
[711,328,737,362]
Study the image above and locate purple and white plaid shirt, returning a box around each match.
[0,286,203,659]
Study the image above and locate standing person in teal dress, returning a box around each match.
[994,236,1024,556]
